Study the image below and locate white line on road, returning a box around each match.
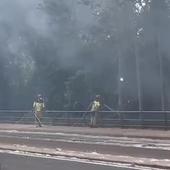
[0,149,160,170]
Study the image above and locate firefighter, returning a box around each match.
[89,95,102,127]
[33,94,45,127]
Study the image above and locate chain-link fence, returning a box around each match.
[0,110,170,129]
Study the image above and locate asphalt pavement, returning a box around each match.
[0,124,170,169]
[0,152,133,170]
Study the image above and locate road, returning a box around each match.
[0,152,132,170]
[0,130,169,159]
[0,124,169,169]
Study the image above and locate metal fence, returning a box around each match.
[0,110,170,129]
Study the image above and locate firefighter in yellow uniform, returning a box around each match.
[89,95,101,127]
[33,94,45,127]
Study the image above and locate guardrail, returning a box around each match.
[0,110,169,129]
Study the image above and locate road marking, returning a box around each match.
[0,149,159,170]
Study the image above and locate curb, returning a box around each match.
[0,144,169,169]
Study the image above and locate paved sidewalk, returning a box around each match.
[0,123,170,139]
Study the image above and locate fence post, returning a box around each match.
[140,111,144,128]
[120,111,124,128]
[164,111,168,130]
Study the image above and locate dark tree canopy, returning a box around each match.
[0,0,170,111]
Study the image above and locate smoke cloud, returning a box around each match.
[0,0,170,110]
